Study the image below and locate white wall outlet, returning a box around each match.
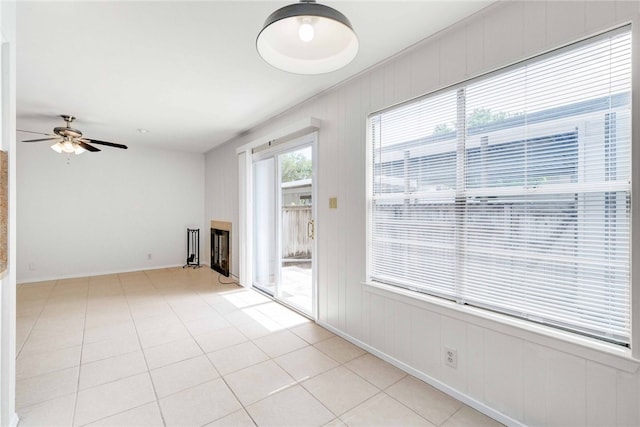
[445,347,457,369]
[147,253,152,260]
[28,262,36,271]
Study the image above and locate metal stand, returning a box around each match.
[183,228,201,268]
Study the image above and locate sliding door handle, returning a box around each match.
[307,219,315,239]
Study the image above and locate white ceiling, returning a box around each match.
[17,1,493,154]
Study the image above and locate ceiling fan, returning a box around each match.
[18,115,128,155]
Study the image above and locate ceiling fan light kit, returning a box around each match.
[19,115,128,155]
[257,0,359,74]
[51,140,85,155]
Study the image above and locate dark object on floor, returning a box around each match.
[183,228,201,268]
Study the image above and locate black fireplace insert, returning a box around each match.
[211,228,229,277]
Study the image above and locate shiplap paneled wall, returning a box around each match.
[204,2,640,425]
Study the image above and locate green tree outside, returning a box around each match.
[433,108,522,135]
[280,152,312,183]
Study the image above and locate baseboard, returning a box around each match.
[10,412,19,427]
[316,320,523,427]
[17,264,187,285]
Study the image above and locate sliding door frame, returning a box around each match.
[244,131,318,320]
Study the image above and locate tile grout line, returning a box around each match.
[195,281,349,423]
[14,286,54,387]
[70,277,90,427]
[128,270,169,427]
[381,386,436,425]
[160,272,261,427]
[177,268,257,425]
[75,273,163,426]
[17,268,477,427]
[15,280,56,358]
[79,292,156,425]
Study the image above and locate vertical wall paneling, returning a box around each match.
[337,86,347,331]
[466,324,485,401]
[409,306,441,379]
[203,2,640,424]
[586,2,617,34]
[344,79,364,339]
[615,0,639,23]
[392,300,412,364]
[361,289,371,343]
[410,41,440,98]
[545,351,586,426]
[439,24,467,87]
[324,91,340,327]
[318,99,330,323]
[382,63,395,107]
[523,343,548,426]
[368,292,387,353]
[440,316,467,392]
[482,1,524,72]
[465,18,484,79]
[522,1,547,57]
[585,361,617,427]
[369,67,385,114]
[393,55,412,105]
[546,1,586,49]
[382,297,395,355]
[616,369,640,426]
[484,330,524,420]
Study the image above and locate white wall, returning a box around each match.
[204,1,640,425]
[17,143,204,283]
[1,1,17,425]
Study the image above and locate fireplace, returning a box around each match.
[210,220,231,277]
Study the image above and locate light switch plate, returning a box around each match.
[329,197,338,209]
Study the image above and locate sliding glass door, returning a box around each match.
[252,135,316,317]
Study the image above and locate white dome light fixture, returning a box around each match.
[257,0,359,75]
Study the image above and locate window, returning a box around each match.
[368,27,632,346]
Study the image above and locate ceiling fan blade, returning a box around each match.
[77,141,101,152]
[18,129,56,136]
[22,137,60,143]
[84,139,128,150]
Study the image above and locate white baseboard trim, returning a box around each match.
[316,320,523,427]
[17,264,188,285]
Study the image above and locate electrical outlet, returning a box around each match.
[147,253,152,260]
[444,347,457,369]
[28,262,36,271]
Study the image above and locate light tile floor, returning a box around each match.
[16,267,503,427]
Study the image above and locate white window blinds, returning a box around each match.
[369,27,632,345]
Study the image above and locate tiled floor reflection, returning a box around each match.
[16,267,503,426]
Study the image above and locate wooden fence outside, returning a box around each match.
[282,206,312,258]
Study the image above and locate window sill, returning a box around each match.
[363,280,640,373]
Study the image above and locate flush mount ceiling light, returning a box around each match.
[257,0,359,74]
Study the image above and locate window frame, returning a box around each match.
[365,24,639,358]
